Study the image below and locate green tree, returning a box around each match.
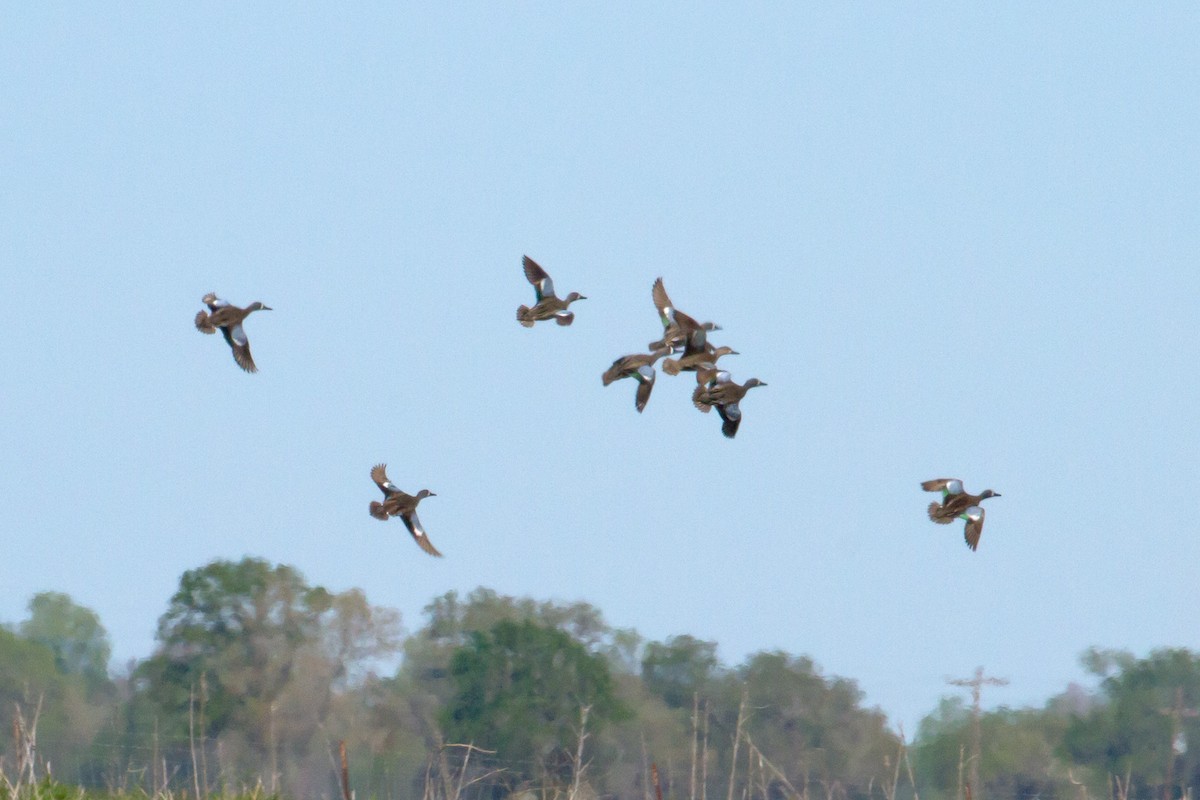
[19,591,112,694]
[0,626,108,784]
[733,651,898,799]
[1062,648,1200,799]
[641,634,720,709]
[916,698,1074,800]
[442,618,627,792]
[136,557,402,796]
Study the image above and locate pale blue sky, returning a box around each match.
[2,4,1198,733]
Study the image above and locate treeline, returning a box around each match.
[0,557,1197,800]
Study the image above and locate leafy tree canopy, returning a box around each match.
[442,618,628,788]
[19,591,112,693]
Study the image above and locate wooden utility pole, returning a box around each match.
[1159,688,1198,800]
[339,739,352,800]
[691,693,700,800]
[948,667,1008,800]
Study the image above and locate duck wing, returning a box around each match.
[221,323,257,373]
[717,402,741,438]
[523,255,556,301]
[652,277,676,328]
[921,478,963,497]
[371,463,401,497]
[633,364,656,413]
[202,293,230,312]
[603,354,638,386]
[960,506,984,551]
[400,509,443,557]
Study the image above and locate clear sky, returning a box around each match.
[2,4,1198,734]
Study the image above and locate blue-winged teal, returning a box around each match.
[516,255,586,327]
[661,345,738,376]
[649,278,720,353]
[369,463,442,557]
[692,369,767,439]
[602,348,671,413]
[194,293,272,373]
[922,478,1001,551]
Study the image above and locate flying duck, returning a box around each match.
[692,369,767,439]
[922,478,1001,551]
[369,463,442,557]
[602,348,671,413]
[516,255,586,327]
[194,293,271,373]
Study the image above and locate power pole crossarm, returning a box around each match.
[948,667,1008,800]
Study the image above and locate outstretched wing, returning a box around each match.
[523,255,556,301]
[717,402,742,438]
[202,292,230,312]
[633,364,656,413]
[400,510,443,557]
[371,463,400,497]
[921,478,963,497]
[221,323,257,373]
[652,277,675,328]
[960,506,985,551]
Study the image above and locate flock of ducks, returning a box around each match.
[194,257,1000,555]
[598,273,767,438]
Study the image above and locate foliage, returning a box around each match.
[916,697,1074,800]
[442,618,627,791]
[0,596,115,786]
[1062,648,1200,798]
[19,592,112,695]
[641,634,720,709]
[732,651,898,799]
[134,557,401,797]
[8,566,1200,800]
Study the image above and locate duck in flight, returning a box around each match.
[649,277,720,354]
[921,478,1001,551]
[369,463,442,557]
[692,369,767,439]
[194,293,271,373]
[602,348,671,413]
[516,255,586,327]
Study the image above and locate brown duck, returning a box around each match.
[921,478,1001,551]
[602,348,671,413]
[369,463,442,557]
[692,369,767,439]
[649,277,720,353]
[661,345,738,376]
[195,293,271,373]
[516,255,586,327]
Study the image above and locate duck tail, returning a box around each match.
[516,306,534,327]
[194,310,216,333]
[369,501,389,521]
[601,366,620,386]
[927,501,954,524]
[661,358,682,376]
[692,384,712,413]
